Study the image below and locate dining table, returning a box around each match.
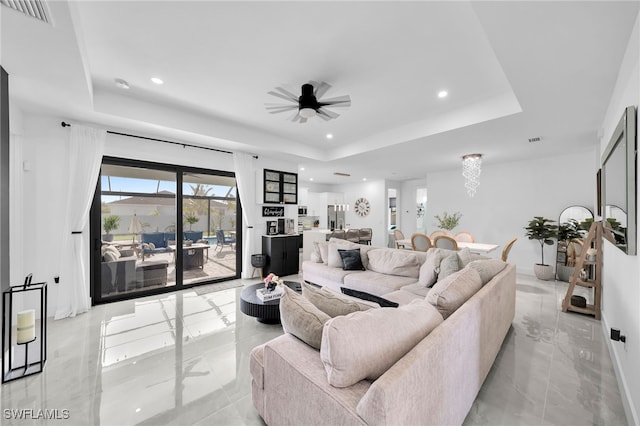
[394,239,499,254]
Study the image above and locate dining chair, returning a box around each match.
[358,228,372,245]
[346,228,360,243]
[433,235,458,250]
[501,237,518,262]
[566,239,583,266]
[454,231,475,243]
[410,233,432,252]
[393,229,406,249]
[430,230,450,240]
[330,229,346,240]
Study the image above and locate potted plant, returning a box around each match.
[524,216,557,280]
[185,214,199,230]
[434,211,462,231]
[103,215,120,242]
[556,219,583,281]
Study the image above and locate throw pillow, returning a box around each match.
[340,287,399,308]
[417,250,441,288]
[103,251,118,262]
[320,299,443,387]
[467,259,507,285]
[438,254,460,280]
[338,249,365,271]
[457,247,472,267]
[279,285,330,350]
[302,282,377,317]
[426,267,482,319]
[327,239,360,268]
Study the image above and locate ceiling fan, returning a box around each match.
[266,81,351,123]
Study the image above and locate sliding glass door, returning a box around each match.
[92,158,240,304]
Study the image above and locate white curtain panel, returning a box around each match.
[55,125,106,319]
[232,152,257,279]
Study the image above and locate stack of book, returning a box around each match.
[256,286,284,301]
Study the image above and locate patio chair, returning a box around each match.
[216,229,236,251]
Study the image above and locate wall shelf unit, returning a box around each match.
[264,169,297,204]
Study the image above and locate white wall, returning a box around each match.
[15,112,296,314]
[599,11,640,425]
[399,178,428,237]
[426,150,596,276]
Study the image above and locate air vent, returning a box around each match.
[333,172,351,177]
[528,137,542,143]
[1,0,49,23]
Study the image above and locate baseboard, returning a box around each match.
[601,311,639,426]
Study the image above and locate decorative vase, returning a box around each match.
[534,264,554,281]
[102,234,114,242]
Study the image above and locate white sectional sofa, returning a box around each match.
[250,239,516,425]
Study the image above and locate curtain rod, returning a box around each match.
[60,121,258,158]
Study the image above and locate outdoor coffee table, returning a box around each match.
[240,281,301,324]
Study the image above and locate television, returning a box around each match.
[601,106,637,255]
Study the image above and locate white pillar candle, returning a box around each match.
[16,309,35,344]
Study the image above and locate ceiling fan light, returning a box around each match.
[299,107,316,118]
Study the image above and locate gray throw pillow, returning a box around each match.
[279,285,330,350]
[438,254,460,280]
[427,267,483,319]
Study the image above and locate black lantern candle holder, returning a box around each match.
[2,277,47,383]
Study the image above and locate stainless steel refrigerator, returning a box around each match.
[328,206,345,230]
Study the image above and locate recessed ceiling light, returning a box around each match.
[326,133,333,139]
[300,167,305,171]
[309,178,314,181]
[114,78,130,90]
[438,90,448,98]
[362,178,367,181]
[151,77,164,85]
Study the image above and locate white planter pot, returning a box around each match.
[556,265,574,282]
[534,264,554,281]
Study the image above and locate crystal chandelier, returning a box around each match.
[462,154,482,197]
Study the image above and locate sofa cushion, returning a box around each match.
[302,261,358,286]
[382,289,426,306]
[302,282,377,317]
[280,285,331,350]
[366,249,421,278]
[342,271,417,296]
[338,249,365,271]
[310,251,323,263]
[438,254,461,280]
[399,282,430,298]
[320,299,443,387]
[467,259,507,285]
[426,267,482,319]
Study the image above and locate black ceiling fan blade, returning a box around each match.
[266,105,298,114]
[267,90,297,103]
[319,95,351,107]
[310,81,331,99]
[316,109,335,121]
[318,107,339,119]
[275,86,300,100]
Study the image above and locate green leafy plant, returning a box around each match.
[434,211,462,231]
[558,219,583,243]
[524,216,558,265]
[184,214,199,230]
[103,215,120,234]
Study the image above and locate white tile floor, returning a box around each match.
[0,273,627,425]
